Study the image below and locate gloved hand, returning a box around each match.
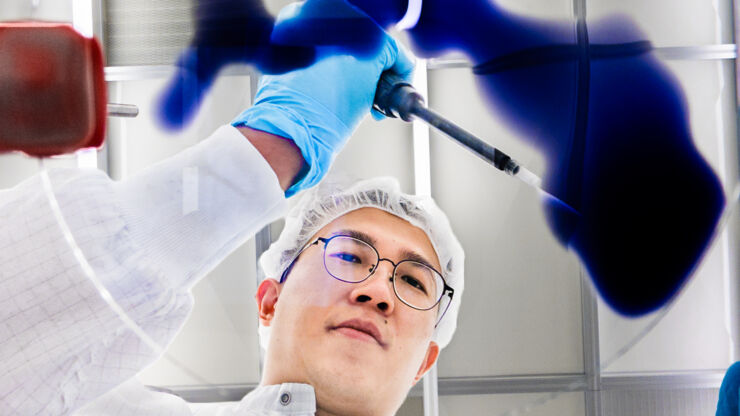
[232,2,415,197]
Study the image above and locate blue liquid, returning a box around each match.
[157,0,386,130]
[356,0,725,315]
[164,0,726,316]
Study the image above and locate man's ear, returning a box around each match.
[412,341,440,385]
[256,278,282,327]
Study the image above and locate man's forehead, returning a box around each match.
[322,208,442,271]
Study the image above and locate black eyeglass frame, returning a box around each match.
[279,234,455,327]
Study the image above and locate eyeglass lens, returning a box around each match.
[323,236,444,310]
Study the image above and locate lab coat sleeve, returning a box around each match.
[0,125,289,415]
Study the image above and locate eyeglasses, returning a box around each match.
[281,234,454,318]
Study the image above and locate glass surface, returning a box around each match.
[429,67,587,377]
[3,1,739,414]
[588,0,734,47]
[495,0,574,20]
[326,114,415,193]
[137,240,262,386]
[598,59,738,374]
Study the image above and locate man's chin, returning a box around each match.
[311,372,380,416]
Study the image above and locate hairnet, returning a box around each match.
[259,176,464,350]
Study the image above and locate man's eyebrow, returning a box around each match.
[330,229,440,272]
[330,229,377,247]
[399,250,440,273]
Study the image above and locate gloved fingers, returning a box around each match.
[371,36,417,120]
[385,38,416,82]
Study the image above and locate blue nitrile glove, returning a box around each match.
[231,2,415,197]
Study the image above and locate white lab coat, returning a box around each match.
[0,125,300,415]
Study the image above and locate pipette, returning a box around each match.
[373,71,542,190]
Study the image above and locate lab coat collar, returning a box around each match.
[236,383,316,415]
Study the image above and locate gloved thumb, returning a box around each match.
[371,39,416,121]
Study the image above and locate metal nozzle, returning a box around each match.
[107,103,139,118]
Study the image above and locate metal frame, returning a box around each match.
[254,225,271,378]
[426,45,738,71]
[103,45,737,84]
[581,270,602,416]
[104,65,259,82]
[159,370,725,403]
[410,60,440,416]
[732,0,740,364]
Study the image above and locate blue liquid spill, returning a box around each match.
[165,0,726,316]
[157,0,386,130]
[397,0,725,316]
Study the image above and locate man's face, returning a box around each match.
[257,207,441,415]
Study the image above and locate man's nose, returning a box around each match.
[349,259,396,314]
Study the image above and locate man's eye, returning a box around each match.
[401,275,427,294]
[330,252,362,264]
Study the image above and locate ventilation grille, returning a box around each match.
[601,388,720,416]
[103,0,194,66]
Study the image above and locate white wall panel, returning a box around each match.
[427,67,585,377]
[106,71,252,179]
[0,0,73,22]
[588,0,733,47]
[328,114,415,194]
[496,0,574,20]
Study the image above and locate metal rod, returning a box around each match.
[409,102,518,175]
[580,269,603,416]
[107,103,138,118]
[423,363,439,416]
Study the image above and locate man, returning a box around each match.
[250,176,462,415]
[0,13,464,416]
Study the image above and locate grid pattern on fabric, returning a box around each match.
[0,170,190,415]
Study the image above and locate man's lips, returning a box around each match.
[330,318,387,348]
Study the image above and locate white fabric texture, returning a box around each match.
[0,125,288,415]
[258,176,465,350]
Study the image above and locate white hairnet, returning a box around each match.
[259,176,464,350]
